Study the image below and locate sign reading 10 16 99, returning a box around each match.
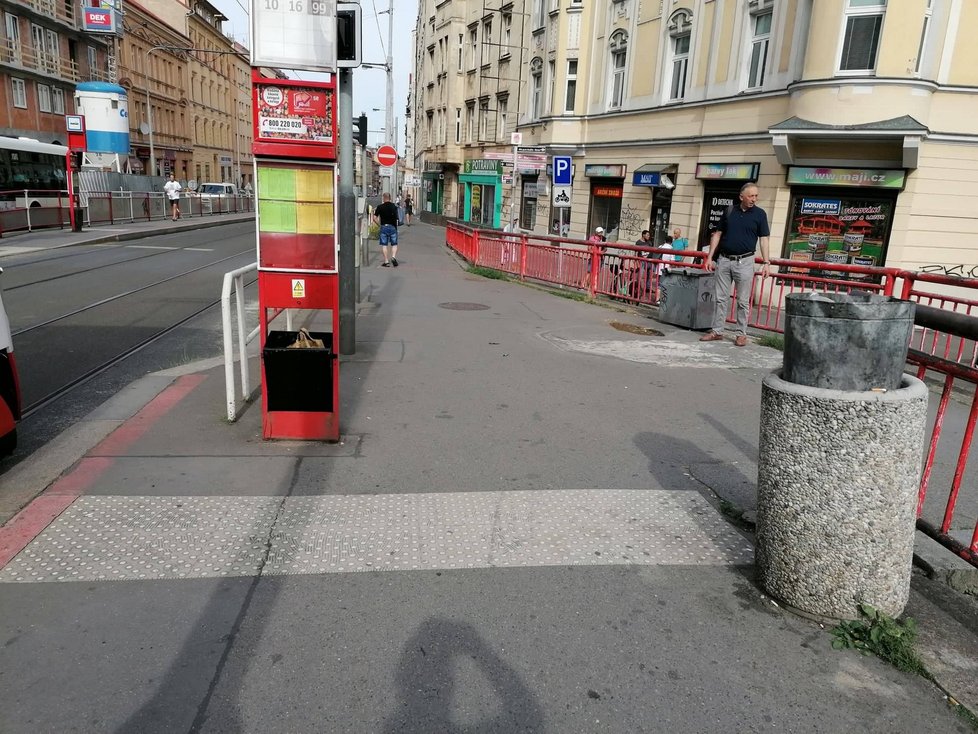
[250,0,337,72]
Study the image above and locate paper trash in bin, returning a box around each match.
[656,269,715,330]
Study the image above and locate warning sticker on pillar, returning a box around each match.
[292,279,305,298]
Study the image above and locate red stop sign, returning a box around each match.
[376,145,398,167]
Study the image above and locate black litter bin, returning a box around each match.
[656,269,715,329]
[262,330,334,412]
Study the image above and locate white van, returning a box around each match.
[197,183,239,197]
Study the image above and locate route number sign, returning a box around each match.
[251,0,337,72]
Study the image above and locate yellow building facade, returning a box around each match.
[413,0,978,273]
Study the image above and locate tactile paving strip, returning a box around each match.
[0,490,753,583]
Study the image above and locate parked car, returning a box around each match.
[197,182,239,198]
[0,268,21,457]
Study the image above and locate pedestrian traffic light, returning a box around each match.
[353,114,368,147]
[337,3,362,68]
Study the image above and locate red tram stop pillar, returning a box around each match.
[252,73,341,441]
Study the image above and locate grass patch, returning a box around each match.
[467,265,509,281]
[550,289,590,302]
[757,334,785,351]
[831,603,928,677]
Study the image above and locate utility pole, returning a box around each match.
[385,0,394,196]
[338,69,356,355]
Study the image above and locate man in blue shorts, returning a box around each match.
[373,192,400,267]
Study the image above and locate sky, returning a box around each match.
[212,0,417,148]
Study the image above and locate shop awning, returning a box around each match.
[768,115,929,169]
[632,163,677,187]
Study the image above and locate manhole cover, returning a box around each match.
[609,321,664,336]
[438,302,490,311]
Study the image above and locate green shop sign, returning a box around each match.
[787,167,906,189]
[463,159,502,175]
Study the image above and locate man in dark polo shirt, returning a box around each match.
[700,182,772,346]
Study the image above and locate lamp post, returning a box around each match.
[143,44,174,178]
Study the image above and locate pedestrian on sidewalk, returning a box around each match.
[404,195,414,226]
[700,182,771,347]
[163,174,182,221]
[373,192,400,267]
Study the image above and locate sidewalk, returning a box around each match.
[0,210,254,258]
[0,219,976,732]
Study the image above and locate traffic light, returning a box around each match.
[337,3,362,68]
[353,114,368,147]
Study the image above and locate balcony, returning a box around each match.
[0,39,104,83]
[26,0,76,28]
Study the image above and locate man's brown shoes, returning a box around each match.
[699,332,724,342]
[734,335,748,347]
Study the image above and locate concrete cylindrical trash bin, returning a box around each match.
[756,371,928,620]
[783,292,915,391]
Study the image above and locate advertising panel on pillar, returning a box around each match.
[250,66,341,441]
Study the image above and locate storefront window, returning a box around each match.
[782,190,896,279]
[588,180,623,236]
[520,178,538,230]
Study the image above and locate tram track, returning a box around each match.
[2,226,252,291]
[12,248,253,337]
[20,276,258,418]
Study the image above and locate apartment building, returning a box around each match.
[118,0,192,177]
[413,0,978,273]
[0,0,111,143]
[412,0,530,227]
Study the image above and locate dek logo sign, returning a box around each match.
[552,156,572,186]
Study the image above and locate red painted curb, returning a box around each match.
[0,373,208,570]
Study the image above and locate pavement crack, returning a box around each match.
[187,457,303,734]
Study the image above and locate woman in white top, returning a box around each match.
[163,174,182,221]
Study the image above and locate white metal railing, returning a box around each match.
[221,263,293,422]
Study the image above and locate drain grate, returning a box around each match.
[610,321,664,336]
[439,302,490,311]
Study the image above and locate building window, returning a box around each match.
[565,59,577,113]
[466,102,474,142]
[479,100,489,140]
[457,33,463,71]
[4,13,20,57]
[839,0,886,73]
[455,107,461,143]
[530,57,543,119]
[11,77,26,108]
[497,96,508,138]
[468,27,477,69]
[52,87,64,114]
[482,19,492,66]
[533,0,546,28]
[915,0,932,76]
[667,10,693,101]
[747,11,772,88]
[37,83,51,112]
[609,31,627,109]
[502,13,512,54]
[87,45,97,71]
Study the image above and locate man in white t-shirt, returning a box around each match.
[163,174,181,221]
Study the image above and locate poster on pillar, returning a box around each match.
[252,74,337,160]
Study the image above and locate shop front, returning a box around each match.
[695,162,760,250]
[520,175,539,230]
[585,164,626,236]
[422,169,445,216]
[780,166,904,279]
[632,163,677,245]
[460,159,502,228]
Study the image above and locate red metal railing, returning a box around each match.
[446,221,978,569]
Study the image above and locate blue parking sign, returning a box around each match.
[553,156,572,186]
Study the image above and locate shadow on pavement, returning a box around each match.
[381,617,544,734]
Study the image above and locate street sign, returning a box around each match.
[553,156,572,186]
[379,165,394,177]
[552,185,571,208]
[376,145,398,167]
[517,145,546,153]
[511,132,523,145]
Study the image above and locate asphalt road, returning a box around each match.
[0,221,256,472]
